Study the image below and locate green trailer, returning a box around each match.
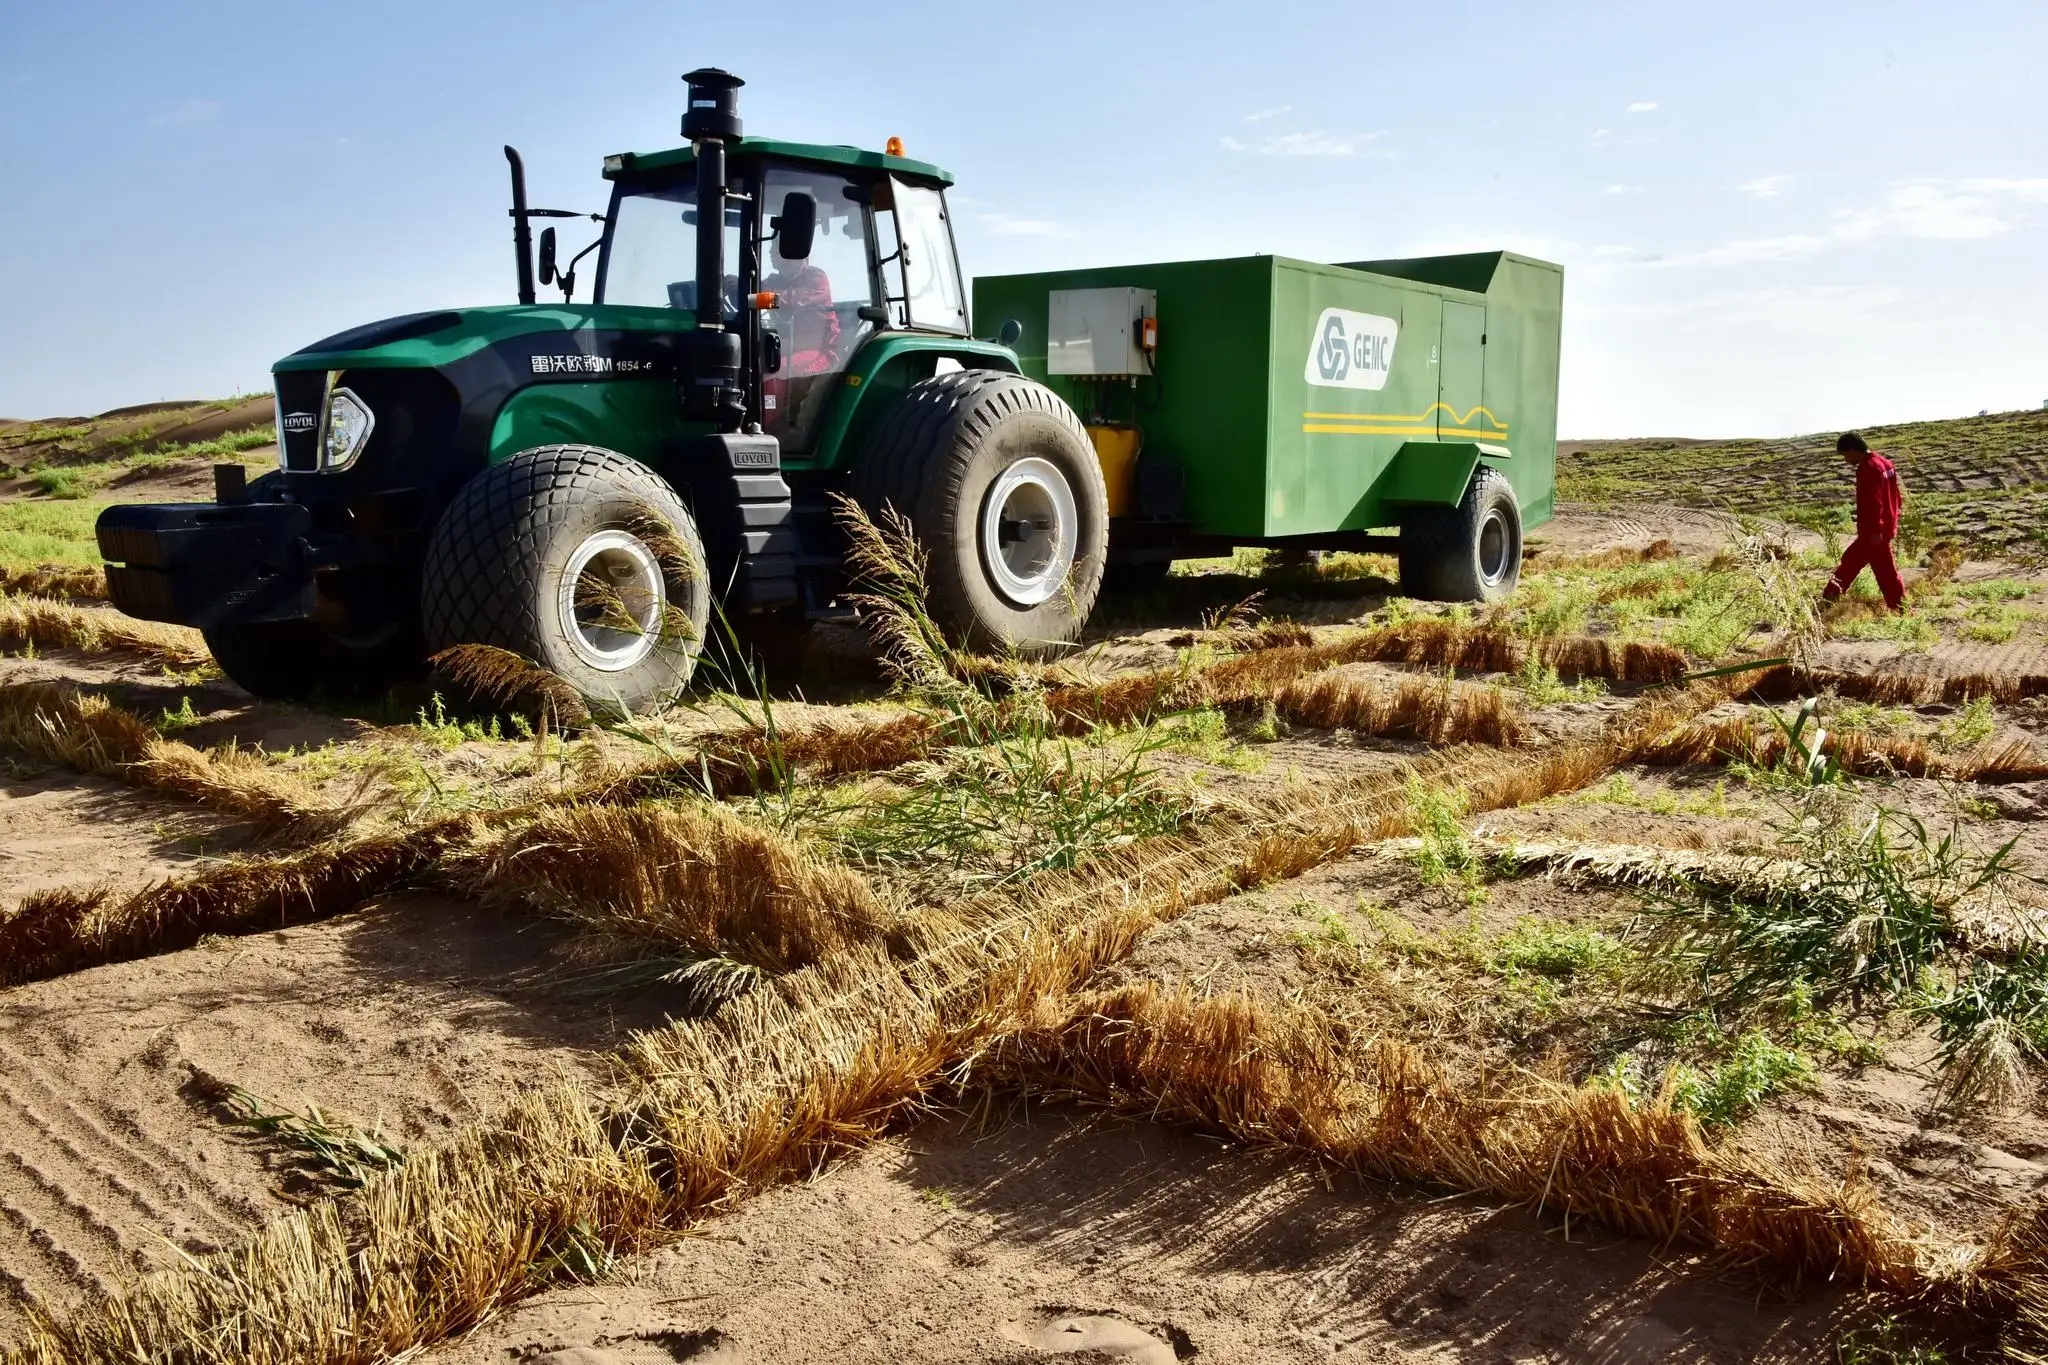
[92,68,1563,716]
[974,250,1563,599]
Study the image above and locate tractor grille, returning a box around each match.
[275,371,329,472]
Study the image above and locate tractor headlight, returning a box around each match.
[323,387,374,471]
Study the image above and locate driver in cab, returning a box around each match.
[764,201,839,377]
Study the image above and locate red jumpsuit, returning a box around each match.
[1823,451,1905,610]
[768,262,841,375]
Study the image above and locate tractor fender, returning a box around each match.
[485,380,677,470]
[807,334,1022,469]
[1375,440,1513,509]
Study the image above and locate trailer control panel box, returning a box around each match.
[1046,287,1157,377]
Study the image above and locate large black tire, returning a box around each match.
[420,445,711,717]
[849,370,1108,654]
[1397,467,1523,603]
[203,619,426,703]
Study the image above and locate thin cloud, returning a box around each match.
[1604,184,1642,196]
[152,98,221,127]
[1649,177,2048,267]
[1223,129,1386,158]
[1736,174,1795,199]
[1244,105,1292,123]
[1625,100,1658,114]
[1591,128,1612,147]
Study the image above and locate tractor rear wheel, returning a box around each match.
[1397,467,1523,604]
[420,445,711,717]
[850,369,1108,655]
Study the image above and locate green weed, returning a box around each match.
[1836,611,1940,646]
[1935,696,1995,751]
[1826,701,1916,736]
[18,423,90,444]
[1956,606,2025,643]
[414,693,505,750]
[1154,707,1265,771]
[1511,653,1605,703]
[0,499,107,567]
[30,467,93,499]
[1409,777,1483,903]
[1490,920,1624,980]
[156,695,201,734]
[1836,1315,1949,1364]
[829,718,1186,891]
[1669,1029,1812,1128]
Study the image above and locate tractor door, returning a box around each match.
[760,166,880,452]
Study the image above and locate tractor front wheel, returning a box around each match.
[203,619,425,703]
[1397,467,1523,604]
[420,445,711,717]
[851,370,1108,655]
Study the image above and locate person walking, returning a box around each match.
[1821,431,1905,613]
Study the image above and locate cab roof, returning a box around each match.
[604,137,953,187]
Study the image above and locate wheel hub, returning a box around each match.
[979,457,1077,607]
[1478,508,1511,587]
[557,529,668,671]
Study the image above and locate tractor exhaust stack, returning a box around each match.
[680,67,745,430]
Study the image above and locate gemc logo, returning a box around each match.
[1316,314,1351,382]
[1303,308,1400,392]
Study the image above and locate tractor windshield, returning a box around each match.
[598,180,742,312]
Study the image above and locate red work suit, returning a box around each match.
[766,262,841,375]
[1823,451,1905,610]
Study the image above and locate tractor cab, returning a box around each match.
[589,139,969,457]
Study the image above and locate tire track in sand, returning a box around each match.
[0,1035,261,1322]
[0,1038,254,1239]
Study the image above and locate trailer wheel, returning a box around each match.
[1397,467,1522,604]
[202,620,425,702]
[850,369,1108,654]
[420,445,711,717]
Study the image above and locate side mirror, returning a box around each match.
[774,191,818,261]
[537,227,558,287]
[998,318,1024,347]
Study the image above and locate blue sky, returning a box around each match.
[2,0,2043,436]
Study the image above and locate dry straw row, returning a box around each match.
[0,595,210,669]
[0,565,105,601]
[2,728,1604,1361]
[983,984,1930,1294]
[1637,709,2048,784]
[1745,662,2048,708]
[34,676,2048,1362]
[0,681,335,831]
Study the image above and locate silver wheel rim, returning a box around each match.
[979,456,1077,607]
[557,529,667,672]
[1478,508,1512,587]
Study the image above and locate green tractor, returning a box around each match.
[97,68,1562,715]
